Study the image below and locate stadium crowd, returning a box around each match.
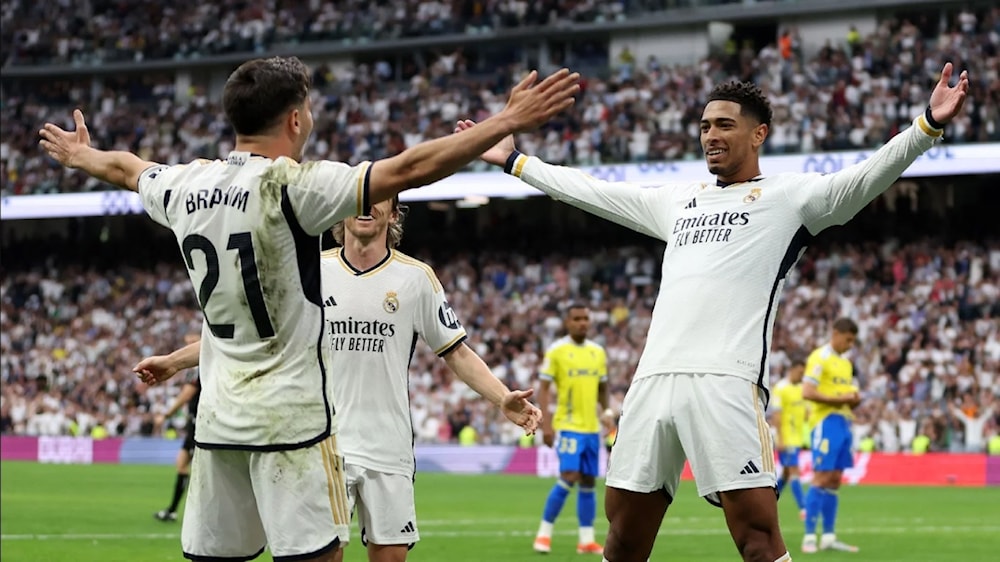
[3,6,999,196]
[2,238,998,453]
[3,0,761,67]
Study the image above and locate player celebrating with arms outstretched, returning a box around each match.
[457,63,968,562]
[324,196,542,562]
[42,56,578,562]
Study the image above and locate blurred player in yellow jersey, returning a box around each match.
[769,355,808,520]
[533,303,611,556]
[801,318,861,554]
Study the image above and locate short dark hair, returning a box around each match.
[566,302,590,314]
[707,81,773,127]
[832,317,859,335]
[788,353,807,367]
[223,57,311,136]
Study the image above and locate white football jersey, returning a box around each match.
[320,248,467,477]
[138,152,372,449]
[508,115,942,402]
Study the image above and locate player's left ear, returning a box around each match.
[288,108,301,135]
[752,122,769,149]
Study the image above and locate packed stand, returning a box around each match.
[2,239,998,452]
[1,0,757,67]
[3,6,999,196]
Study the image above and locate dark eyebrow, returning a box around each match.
[701,117,737,125]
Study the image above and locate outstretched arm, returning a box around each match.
[796,63,969,232]
[453,120,672,240]
[366,69,579,205]
[443,343,542,435]
[38,109,159,192]
[134,340,202,386]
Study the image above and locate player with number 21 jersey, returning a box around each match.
[139,153,369,449]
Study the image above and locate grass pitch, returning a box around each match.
[1,461,997,561]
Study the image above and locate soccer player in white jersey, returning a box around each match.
[324,196,541,562]
[39,56,578,562]
[455,63,969,562]
[135,196,543,562]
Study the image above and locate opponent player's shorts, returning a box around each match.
[342,462,418,548]
[554,430,601,477]
[778,447,801,470]
[606,373,775,506]
[182,421,196,455]
[181,434,350,561]
[811,414,854,471]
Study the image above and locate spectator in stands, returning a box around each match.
[4,6,999,195]
[3,238,997,457]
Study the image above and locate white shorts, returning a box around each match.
[606,373,775,506]
[343,462,419,547]
[181,434,351,560]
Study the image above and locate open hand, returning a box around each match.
[929,63,969,125]
[38,109,92,168]
[454,119,513,167]
[134,355,181,386]
[500,388,543,435]
[501,69,579,133]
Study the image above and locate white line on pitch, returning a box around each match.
[3,525,998,541]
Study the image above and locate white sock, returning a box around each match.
[820,532,836,544]
[578,526,595,544]
[775,552,791,562]
[537,520,554,538]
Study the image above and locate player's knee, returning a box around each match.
[580,475,597,488]
[560,471,581,485]
[735,529,782,562]
[605,526,652,562]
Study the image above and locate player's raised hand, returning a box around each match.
[454,119,513,167]
[38,109,92,169]
[133,354,182,386]
[929,63,969,125]
[500,388,543,435]
[500,68,579,133]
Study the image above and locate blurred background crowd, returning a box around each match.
[3,235,998,453]
[1,1,998,457]
[3,5,998,195]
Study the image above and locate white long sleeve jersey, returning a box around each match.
[139,152,371,450]
[508,115,942,399]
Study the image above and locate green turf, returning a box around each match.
[1,461,997,561]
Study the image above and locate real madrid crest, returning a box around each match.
[743,187,762,203]
[383,291,399,313]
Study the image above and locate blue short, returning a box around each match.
[778,447,801,469]
[811,414,854,471]
[555,431,601,477]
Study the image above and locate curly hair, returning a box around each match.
[331,195,407,248]
[707,81,773,127]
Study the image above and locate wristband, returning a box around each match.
[924,106,945,130]
[503,150,523,175]
[602,408,616,419]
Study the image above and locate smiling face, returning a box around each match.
[343,199,397,245]
[700,100,768,183]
